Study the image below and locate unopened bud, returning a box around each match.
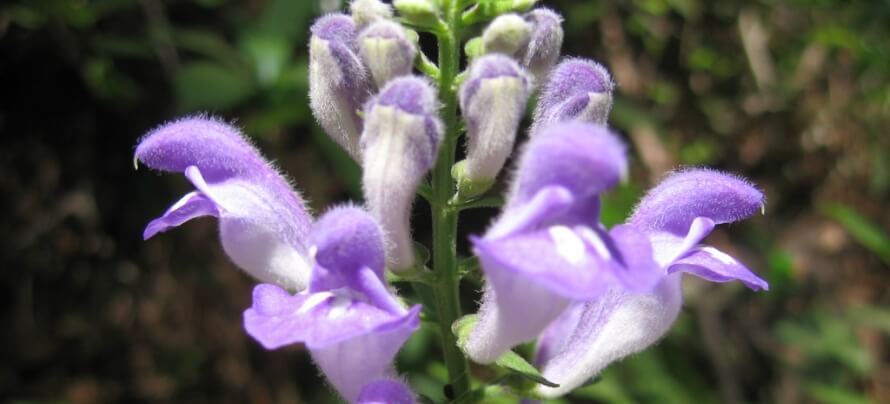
[465,0,539,25]
[361,77,442,271]
[309,14,372,160]
[456,55,531,198]
[350,0,393,29]
[358,21,417,88]
[393,0,440,29]
[530,58,614,136]
[520,8,564,82]
[482,14,532,55]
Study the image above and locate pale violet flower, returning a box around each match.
[358,20,417,88]
[357,379,416,404]
[244,207,421,402]
[533,169,768,398]
[530,58,614,136]
[463,122,662,364]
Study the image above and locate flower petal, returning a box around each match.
[530,58,613,135]
[535,275,684,398]
[628,168,765,235]
[520,8,564,82]
[358,20,416,88]
[357,379,416,404]
[509,122,627,208]
[310,305,421,401]
[143,191,219,240]
[669,246,769,291]
[309,206,387,290]
[243,283,420,350]
[136,117,313,290]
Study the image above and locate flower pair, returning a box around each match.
[136,117,419,403]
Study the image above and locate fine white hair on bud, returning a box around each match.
[349,0,393,29]
[529,58,614,136]
[520,8,564,83]
[361,77,442,271]
[358,20,417,89]
[309,14,372,161]
[482,14,533,56]
[456,55,532,198]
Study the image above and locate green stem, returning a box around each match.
[430,0,472,401]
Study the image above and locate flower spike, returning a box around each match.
[455,55,532,198]
[361,77,442,271]
[136,116,313,290]
[530,58,614,136]
[309,14,372,160]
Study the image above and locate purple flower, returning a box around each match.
[244,207,421,402]
[456,55,532,197]
[357,379,416,404]
[361,77,442,270]
[309,13,372,160]
[533,169,768,398]
[530,58,614,136]
[463,122,661,364]
[358,20,417,88]
[136,116,314,290]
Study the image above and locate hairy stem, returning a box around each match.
[430,0,472,401]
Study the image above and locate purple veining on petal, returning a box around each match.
[357,379,416,404]
[628,168,765,235]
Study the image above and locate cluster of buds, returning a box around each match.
[135,0,767,402]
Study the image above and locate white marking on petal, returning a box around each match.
[578,227,612,260]
[327,295,352,319]
[550,225,587,264]
[701,246,736,265]
[297,292,334,315]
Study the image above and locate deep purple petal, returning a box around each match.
[535,276,684,398]
[669,246,769,291]
[357,379,416,404]
[510,122,627,207]
[628,168,765,235]
[136,117,313,290]
[143,191,219,239]
[487,185,575,240]
[608,224,664,292]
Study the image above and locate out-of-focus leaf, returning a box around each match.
[572,372,636,404]
[240,33,290,86]
[600,182,642,227]
[805,383,873,404]
[174,62,254,111]
[823,203,890,266]
[776,312,872,375]
[173,28,249,73]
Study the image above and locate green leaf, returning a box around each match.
[452,315,559,388]
[823,203,890,266]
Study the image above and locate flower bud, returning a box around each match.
[529,58,614,136]
[456,55,531,198]
[465,0,538,24]
[481,14,532,56]
[309,14,372,160]
[393,0,440,29]
[358,21,417,88]
[519,8,564,82]
[361,77,442,271]
[350,0,393,30]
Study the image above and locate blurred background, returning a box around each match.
[1,0,888,403]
